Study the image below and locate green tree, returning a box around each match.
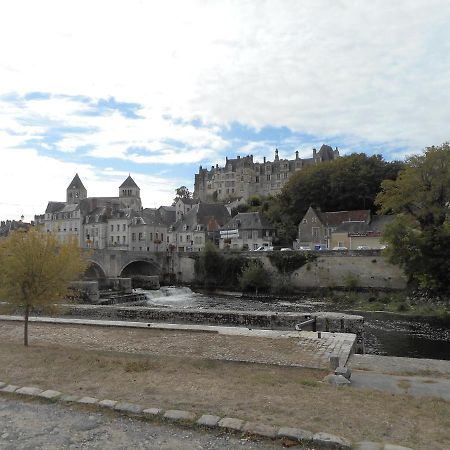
[173,186,192,204]
[194,241,224,288]
[239,259,270,295]
[376,143,450,293]
[0,229,88,346]
[280,153,403,225]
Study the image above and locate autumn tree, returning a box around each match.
[0,229,88,345]
[376,143,450,293]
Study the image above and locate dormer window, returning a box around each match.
[183,224,188,231]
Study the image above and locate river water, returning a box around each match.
[136,287,450,360]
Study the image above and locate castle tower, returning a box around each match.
[66,174,87,204]
[119,175,142,210]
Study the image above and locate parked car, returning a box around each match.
[332,246,348,251]
[280,247,293,251]
[253,245,274,252]
[297,246,311,251]
[356,245,370,250]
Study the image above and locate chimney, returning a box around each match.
[313,148,317,157]
[263,156,266,163]
[216,164,219,169]
[295,150,299,159]
[275,148,279,161]
[237,155,240,159]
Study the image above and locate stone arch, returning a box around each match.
[119,259,160,278]
[84,261,107,280]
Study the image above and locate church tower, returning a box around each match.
[66,174,87,204]
[119,175,142,210]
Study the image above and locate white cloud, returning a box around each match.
[1,0,450,220]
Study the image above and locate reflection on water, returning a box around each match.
[137,287,450,360]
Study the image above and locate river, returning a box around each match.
[136,287,450,360]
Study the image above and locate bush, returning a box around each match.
[343,272,359,290]
[239,260,271,295]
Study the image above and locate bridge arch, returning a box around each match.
[84,261,107,279]
[119,259,160,278]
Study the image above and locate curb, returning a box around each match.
[0,381,414,450]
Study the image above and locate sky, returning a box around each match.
[1,1,450,221]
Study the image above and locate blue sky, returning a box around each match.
[1,0,450,220]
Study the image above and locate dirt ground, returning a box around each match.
[1,322,449,450]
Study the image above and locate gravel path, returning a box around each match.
[0,397,279,450]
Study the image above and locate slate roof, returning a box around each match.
[334,215,394,234]
[45,201,66,214]
[222,212,275,231]
[172,203,230,232]
[316,209,371,226]
[67,174,86,191]
[119,175,140,189]
[178,198,199,206]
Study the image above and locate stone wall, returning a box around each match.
[173,251,406,290]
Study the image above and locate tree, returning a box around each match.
[0,229,89,346]
[239,259,270,295]
[280,153,404,225]
[173,186,192,204]
[376,143,450,293]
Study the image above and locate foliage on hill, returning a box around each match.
[232,153,403,245]
[376,143,450,294]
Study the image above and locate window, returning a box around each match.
[138,232,143,240]
[312,227,320,239]
[303,219,307,224]
[122,224,126,231]
[132,233,136,241]
[122,236,126,243]
[187,234,191,241]
[111,236,114,243]
[266,174,271,181]
[149,232,153,240]
[256,176,259,183]
[161,233,164,240]
[116,224,120,231]
[277,173,281,180]
[111,225,113,231]
[180,235,183,242]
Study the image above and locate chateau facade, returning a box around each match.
[194,144,339,202]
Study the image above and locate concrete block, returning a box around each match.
[329,355,340,370]
[312,432,352,449]
[77,396,99,405]
[114,402,143,414]
[39,390,62,400]
[16,387,43,396]
[277,426,313,442]
[143,407,163,417]
[218,417,244,431]
[60,395,79,403]
[243,422,277,438]
[334,366,352,380]
[98,399,118,409]
[1,385,19,393]
[197,414,221,427]
[163,410,196,422]
[323,374,351,387]
[384,445,414,450]
[354,442,383,450]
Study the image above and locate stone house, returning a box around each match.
[175,198,199,221]
[169,203,231,252]
[219,212,276,250]
[296,206,371,249]
[330,215,394,249]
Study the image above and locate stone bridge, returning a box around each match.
[84,249,169,279]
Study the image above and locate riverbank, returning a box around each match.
[0,321,449,450]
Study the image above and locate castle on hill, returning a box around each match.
[193,144,339,202]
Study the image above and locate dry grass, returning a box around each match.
[0,342,449,450]
[0,324,450,450]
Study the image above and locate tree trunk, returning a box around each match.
[24,304,29,346]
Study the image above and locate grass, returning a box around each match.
[0,338,449,450]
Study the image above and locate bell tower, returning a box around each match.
[66,174,87,204]
[119,175,142,210]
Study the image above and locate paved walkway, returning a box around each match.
[0,316,356,370]
[349,354,450,377]
[0,397,278,450]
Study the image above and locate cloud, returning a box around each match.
[1,0,450,220]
